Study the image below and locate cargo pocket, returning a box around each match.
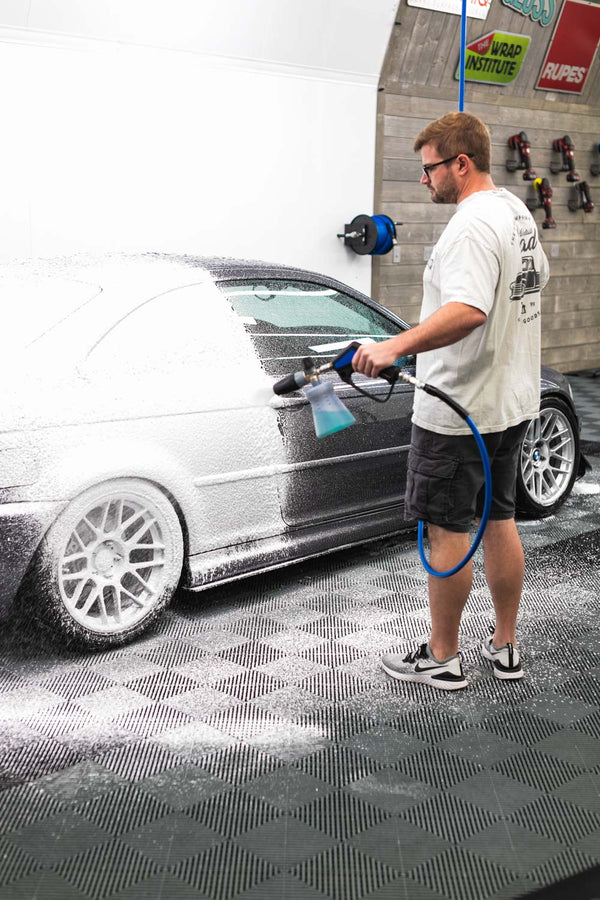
[406,448,460,523]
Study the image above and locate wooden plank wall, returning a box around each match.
[373,0,600,372]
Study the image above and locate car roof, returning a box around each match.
[2,252,409,356]
[1,251,344,294]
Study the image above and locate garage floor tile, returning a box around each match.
[1,449,599,899]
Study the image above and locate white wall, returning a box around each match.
[0,1,398,292]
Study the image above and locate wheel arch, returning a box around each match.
[36,435,198,531]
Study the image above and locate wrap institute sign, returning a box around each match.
[455,31,530,84]
[536,0,600,94]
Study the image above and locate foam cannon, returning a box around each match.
[550,135,579,182]
[526,178,556,229]
[505,132,536,180]
[272,343,402,439]
[568,181,594,213]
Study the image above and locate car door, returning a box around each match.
[79,280,287,554]
[218,277,415,528]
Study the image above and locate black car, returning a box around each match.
[0,253,587,648]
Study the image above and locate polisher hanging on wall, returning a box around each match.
[591,141,600,177]
[526,177,556,229]
[568,181,594,213]
[505,132,536,180]
[550,135,580,182]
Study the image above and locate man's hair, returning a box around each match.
[414,112,491,173]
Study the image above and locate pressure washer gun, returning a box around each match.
[551,135,579,182]
[527,177,556,229]
[272,344,397,437]
[568,181,594,213]
[273,341,491,578]
[272,342,464,439]
[506,132,536,180]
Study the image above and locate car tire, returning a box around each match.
[30,478,184,649]
[516,397,579,518]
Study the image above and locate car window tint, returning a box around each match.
[84,282,242,378]
[219,280,401,376]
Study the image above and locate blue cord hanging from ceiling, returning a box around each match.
[459,0,467,111]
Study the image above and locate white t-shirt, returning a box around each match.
[413,188,550,435]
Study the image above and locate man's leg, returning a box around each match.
[481,518,524,646]
[427,524,472,660]
[380,522,470,690]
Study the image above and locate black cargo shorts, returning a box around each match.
[405,421,529,533]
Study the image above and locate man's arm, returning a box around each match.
[352,301,487,379]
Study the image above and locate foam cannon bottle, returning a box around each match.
[272,357,356,438]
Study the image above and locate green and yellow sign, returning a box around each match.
[455,31,530,84]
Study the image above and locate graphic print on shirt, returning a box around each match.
[509,222,543,325]
[509,255,541,302]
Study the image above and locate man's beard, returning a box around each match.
[429,173,459,204]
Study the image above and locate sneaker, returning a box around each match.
[381,643,467,691]
[481,636,523,680]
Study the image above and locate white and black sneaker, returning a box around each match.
[481,636,523,680]
[381,643,467,691]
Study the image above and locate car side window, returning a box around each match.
[219,279,402,376]
[83,282,248,379]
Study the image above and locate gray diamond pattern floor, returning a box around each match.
[1,457,599,899]
[567,373,600,443]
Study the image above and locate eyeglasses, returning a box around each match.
[422,153,474,178]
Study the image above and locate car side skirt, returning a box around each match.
[185,504,414,592]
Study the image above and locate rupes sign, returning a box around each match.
[536,0,600,94]
[501,0,555,27]
[455,31,530,84]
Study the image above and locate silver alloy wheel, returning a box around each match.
[57,489,179,634]
[520,405,576,508]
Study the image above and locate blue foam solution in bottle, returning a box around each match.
[303,380,356,438]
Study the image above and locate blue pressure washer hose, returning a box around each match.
[418,415,492,578]
[273,343,493,578]
[411,378,492,578]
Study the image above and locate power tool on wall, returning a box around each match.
[505,132,536,180]
[568,181,594,213]
[526,177,556,229]
[550,135,579,182]
[590,141,600,177]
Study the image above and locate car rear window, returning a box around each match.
[2,275,100,349]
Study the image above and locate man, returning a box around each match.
[352,112,549,690]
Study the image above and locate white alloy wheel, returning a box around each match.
[34,479,183,647]
[517,398,579,517]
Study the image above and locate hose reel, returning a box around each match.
[338,214,401,256]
